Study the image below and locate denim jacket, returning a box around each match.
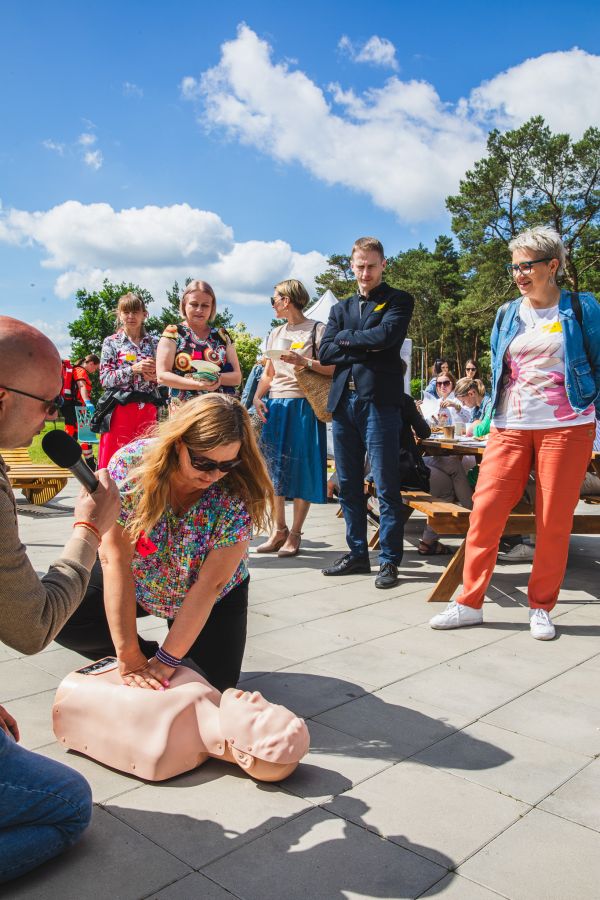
[489,290,600,417]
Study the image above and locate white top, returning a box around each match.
[494,302,595,430]
[266,320,325,399]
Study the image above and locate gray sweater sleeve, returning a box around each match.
[0,461,92,654]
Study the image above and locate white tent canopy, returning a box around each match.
[308,289,338,324]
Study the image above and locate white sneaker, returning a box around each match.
[529,608,555,640]
[501,543,535,561]
[429,600,483,630]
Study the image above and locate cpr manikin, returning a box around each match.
[52,664,310,782]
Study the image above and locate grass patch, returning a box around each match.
[28,421,98,463]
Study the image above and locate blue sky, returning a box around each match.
[1,0,599,349]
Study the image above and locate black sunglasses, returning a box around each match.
[187,448,242,473]
[436,380,452,386]
[0,385,63,415]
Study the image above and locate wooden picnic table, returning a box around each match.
[365,440,600,602]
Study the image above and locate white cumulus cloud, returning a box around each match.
[42,139,65,155]
[0,201,328,307]
[123,81,143,98]
[78,132,96,147]
[470,48,600,138]
[339,34,399,71]
[190,26,600,222]
[83,150,103,170]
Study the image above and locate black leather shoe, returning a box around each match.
[375,562,399,589]
[322,553,371,576]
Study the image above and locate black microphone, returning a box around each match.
[42,430,99,494]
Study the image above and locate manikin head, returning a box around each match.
[220,688,310,781]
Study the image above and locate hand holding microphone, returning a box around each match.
[42,431,120,538]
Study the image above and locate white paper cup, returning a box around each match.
[454,422,466,437]
[273,338,292,351]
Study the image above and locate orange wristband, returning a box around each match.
[73,521,102,543]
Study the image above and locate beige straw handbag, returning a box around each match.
[294,324,332,423]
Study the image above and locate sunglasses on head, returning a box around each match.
[0,385,63,416]
[437,379,452,386]
[187,447,242,473]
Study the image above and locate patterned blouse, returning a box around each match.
[160,322,233,403]
[108,439,252,619]
[100,331,159,393]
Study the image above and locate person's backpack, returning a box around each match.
[61,359,75,403]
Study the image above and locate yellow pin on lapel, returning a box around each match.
[374,303,387,311]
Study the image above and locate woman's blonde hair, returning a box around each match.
[455,377,485,400]
[124,395,273,540]
[274,279,309,310]
[180,280,217,322]
[116,293,148,334]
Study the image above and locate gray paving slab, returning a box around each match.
[203,806,448,900]
[482,689,600,756]
[539,758,600,831]
[459,807,600,900]
[107,762,311,868]
[4,492,600,898]
[149,873,238,898]
[414,720,589,805]
[328,759,529,868]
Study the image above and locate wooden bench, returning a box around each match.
[364,488,600,603]
[1,447,72,505]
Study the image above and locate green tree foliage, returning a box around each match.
[447,117,600,334]
[314,254,356,299]
[229,323,262,380]
[68,279,153,362]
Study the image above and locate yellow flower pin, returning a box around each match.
[542,322,562,333]
[374,302,387,312]
[290,342,304,349]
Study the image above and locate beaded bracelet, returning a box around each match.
[155,646,182,668]
[73,521,102,543]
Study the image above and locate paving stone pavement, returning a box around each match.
[2,483,600,899]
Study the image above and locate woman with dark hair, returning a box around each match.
[464,358,478,379]
[253,279,334,557]
[424,358,450,397]
[97,293,159,468]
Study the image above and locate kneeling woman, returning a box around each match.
[100,394,273,692]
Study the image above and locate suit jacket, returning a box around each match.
[319,282,414,412]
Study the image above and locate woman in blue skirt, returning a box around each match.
[253,280,334,557]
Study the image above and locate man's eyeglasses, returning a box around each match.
[506,257,554,276]
[0,385,63,416]
[436,380,452,387]
[187,448,242,473]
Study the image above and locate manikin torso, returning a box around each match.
[53,665,309,782]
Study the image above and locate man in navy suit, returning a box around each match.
[319,237,414,588]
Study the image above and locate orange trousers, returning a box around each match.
[457,423,595,612]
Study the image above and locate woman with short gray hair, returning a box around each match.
[430,225,600,640]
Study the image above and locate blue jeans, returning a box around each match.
[0,729,92,883]
[332,392,404,564]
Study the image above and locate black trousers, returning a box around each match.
[55,559,249,691]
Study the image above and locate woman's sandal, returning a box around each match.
[278,530,303,558]
[418,539,453,556]
[256,527,289,553]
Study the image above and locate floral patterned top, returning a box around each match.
[108,439,252,618]
[494,303,595,430]
[100,331,159,393]
[160,322,233,403]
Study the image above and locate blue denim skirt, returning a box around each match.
[261,397,327,503]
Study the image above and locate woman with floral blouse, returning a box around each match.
[99,394,273,691]
[97,293,160,469]
[156,280,242,408]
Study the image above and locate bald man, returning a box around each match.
[0,316,120,883]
